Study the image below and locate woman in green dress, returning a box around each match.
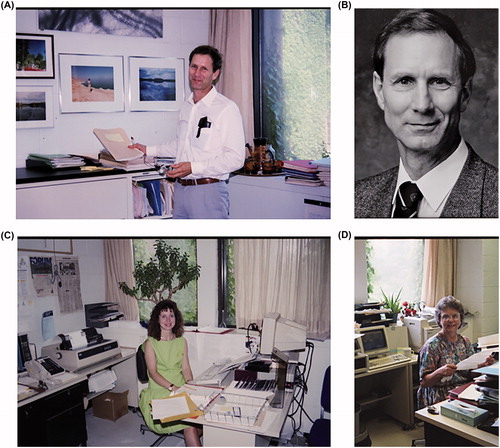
[139,299,202,446]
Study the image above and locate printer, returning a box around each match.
[403,316,439,351]
[41,327,121,372]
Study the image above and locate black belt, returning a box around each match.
[176,178,221,186]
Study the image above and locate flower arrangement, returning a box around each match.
[402,301,417,316]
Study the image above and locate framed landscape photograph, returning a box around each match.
[16,86,54,129]
[129,57,184,111]
[59,54,124,113]
[16,33,54,78]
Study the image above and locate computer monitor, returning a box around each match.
[269,348,289,409]
[260,312,307,356]
[18,333,33,373]
[357,325,390,358]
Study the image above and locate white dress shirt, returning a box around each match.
[392,139,469,218]
[147,86,245,180]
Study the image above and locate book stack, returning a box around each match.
[99,148,151,171]
[313,157,331,186]
[283,160,323,186]
[26,153,86,169]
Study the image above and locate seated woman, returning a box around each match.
[139,299,202,446]
[417,296,495,409]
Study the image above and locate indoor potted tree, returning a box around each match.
[118,239,201,310]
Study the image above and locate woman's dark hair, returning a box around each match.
[147,299,184,339]
[373,9,476,84]
[189,45,223,73]
[434,296,466,328]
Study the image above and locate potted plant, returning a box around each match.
[118,240,201,314]
[381,287,402,323]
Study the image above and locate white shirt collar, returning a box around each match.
[188,85,217,106]
[393,139,468,217]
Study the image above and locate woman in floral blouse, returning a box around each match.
[417,296,494,409]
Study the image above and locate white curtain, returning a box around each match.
[234,239,330,336]
[104,239,139,321]
[421,239,457,307]
[209,9,254,144]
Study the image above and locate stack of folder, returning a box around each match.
[133,179,174,219]
[26,153,85,169]
[282,160,323,186]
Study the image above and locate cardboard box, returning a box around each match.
[441,400,489,427]
[93,390,129,421]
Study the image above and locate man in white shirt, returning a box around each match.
[355,9,498,218]
[131,45,245,219]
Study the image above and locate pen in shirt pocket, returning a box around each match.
[196,116,211,138]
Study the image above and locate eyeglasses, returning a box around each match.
[441,313,461,321]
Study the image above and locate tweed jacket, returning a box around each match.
[355,146,498,218]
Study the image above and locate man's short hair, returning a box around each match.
[373,9,476,84]
[189,45,223,72]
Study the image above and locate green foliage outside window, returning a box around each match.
[260,9,331,161]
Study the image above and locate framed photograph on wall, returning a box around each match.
[129,57,184,111]
[16,33,55,79]
[16,86,54,129]
[59,54,124,113]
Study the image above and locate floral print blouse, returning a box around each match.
[417,332,474,409]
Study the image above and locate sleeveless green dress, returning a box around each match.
[139,336,189,434]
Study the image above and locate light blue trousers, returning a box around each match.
[173,181,230,219]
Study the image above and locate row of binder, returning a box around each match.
[132,179,174,219]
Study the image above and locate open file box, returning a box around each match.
[204,393,267,426]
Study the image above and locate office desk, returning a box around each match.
[415,401,498,447]
[355,355,417,427]
[18,349,135,446]
[183,371,294,447]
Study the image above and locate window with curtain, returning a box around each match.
[253,9,331,161]
[132,239,198,325]
[232,238,330,337]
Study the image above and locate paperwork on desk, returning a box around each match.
[151,391,202,423]
[456,349,496,370]
[172,384,222,412]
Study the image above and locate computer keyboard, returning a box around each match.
[369,353,409,370]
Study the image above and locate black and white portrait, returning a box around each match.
[355,9,498,219]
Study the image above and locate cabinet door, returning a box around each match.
[17,177,129,219]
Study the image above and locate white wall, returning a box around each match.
[16,9,210,167]
[456,238,499,341]
[18,239,106,355]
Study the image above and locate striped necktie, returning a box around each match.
[393,181,422,218]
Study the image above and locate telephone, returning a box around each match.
[25,356,65,386]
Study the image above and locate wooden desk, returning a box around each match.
[355,356,417,428]
[415,401,498,447]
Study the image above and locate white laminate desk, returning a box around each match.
[183,371,294,447]
[415,400,498,447]
[355,355,418,427]
[18,348,135,446]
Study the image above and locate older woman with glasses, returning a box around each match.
[417,296,495,409]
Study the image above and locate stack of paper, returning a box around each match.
[150,391,202,423]
[313,157,331,186]
[282,160,323,186]
[26,153,86,169]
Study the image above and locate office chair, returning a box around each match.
[136,344,183,447]
[306,366,330,446]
